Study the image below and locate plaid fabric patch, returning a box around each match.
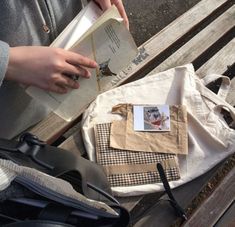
[95,123,180,187]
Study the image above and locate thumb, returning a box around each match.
[94,0,111,11]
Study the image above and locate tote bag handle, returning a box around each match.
[196,79,235,125]
[200,74,231,100]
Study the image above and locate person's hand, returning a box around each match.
[5,46,98,94]
[94,0,129,29]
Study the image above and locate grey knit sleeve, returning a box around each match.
[0,40,9,86]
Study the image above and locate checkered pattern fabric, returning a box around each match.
[95,123,180,187]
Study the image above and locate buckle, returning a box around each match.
[17,132,53,170]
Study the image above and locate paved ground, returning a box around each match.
[123,0,201,46]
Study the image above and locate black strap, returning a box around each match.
[87,182,120,204]
[156,163,187,220]
[39,203,73,223]
[0,133,53,170]
[4,220,73,227]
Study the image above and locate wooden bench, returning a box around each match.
[30,0,235,226]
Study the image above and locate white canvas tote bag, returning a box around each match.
[82,64,235,197]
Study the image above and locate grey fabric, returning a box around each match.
[0,41,9,86]
[0,159,117,215]
[0,181,34,202]
[0,0,83,139]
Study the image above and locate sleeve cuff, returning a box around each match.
[0,40,10,86]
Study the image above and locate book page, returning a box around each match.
[50,1,103,49]
[90,19,138,92]
[72,5,122,47]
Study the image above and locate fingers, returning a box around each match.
[63,62,91,78]
[44,49,98,94]
[94,0,112,10]
[95,0,129,29]
[50,84,68,94]
[56,74,80,89]
[39,74,79,94]
[66,51,98,69]
[111,0,129,29]
[53,48,97,78]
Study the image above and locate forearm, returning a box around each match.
[0,40,9,86]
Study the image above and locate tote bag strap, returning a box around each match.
[214,104,235,126]
[196,79,235,124]
[200,74,231,100]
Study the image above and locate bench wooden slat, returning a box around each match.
[59,130,83,151]
[197,37,235,77]
[30,112,76,144]
[183,167,235,227]
[116,196,144,212]
[196,38,235,106]
[133,159,230,226]
[214,201,235,227]
[147,5,235,75]
[227,78,235,107]
[30,0,229,143]
[59,129,86,156]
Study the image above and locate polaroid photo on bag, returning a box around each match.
[133,105,170,131]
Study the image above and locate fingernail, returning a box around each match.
[93,61,99,68]
[60,88,67,93]
[74,82,79,89]
[86,71,91,78]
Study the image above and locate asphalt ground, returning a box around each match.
[123,0,201,46]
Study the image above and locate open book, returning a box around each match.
[26,1,138,121]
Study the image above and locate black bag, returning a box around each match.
[0,133,130,227]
